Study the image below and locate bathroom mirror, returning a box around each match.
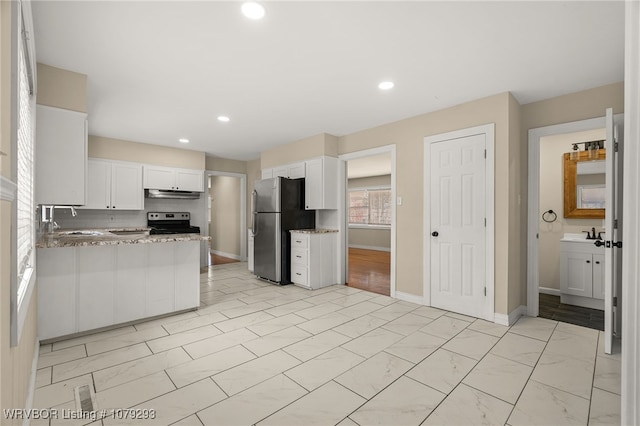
[563,149,606,218]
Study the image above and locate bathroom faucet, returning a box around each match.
[583,227,597,240]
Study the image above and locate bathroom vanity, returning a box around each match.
[559,233,605,310]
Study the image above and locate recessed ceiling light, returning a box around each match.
[178,138,189,143]
[241,2,266,20]
[378,81,395,90]
[217,116,230,122]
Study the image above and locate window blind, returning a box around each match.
[16,25,34,303]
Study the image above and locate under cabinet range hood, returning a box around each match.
[145,189,201,200]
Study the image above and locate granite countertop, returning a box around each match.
[37,227,210,248]
[290,229,339,234]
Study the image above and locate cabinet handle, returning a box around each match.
[296,273,302,276]
[112,206,116,209]
[595,261,600,264]
[296,255,302,258]
[107,206,110,208]
[586,260,591,263]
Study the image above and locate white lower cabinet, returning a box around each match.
[115,245,147,323]
[77,246,116,332]
[37,241,201,341]
[560,240,605,309]
[290,231,337,289]
[37,247,77,340]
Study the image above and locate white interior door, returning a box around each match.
[604,108,624,354]
[430,133,487,318]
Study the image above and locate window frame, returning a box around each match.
[348,185,392,229]
[10,0,37,347]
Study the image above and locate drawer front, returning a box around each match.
[291,233,309,249]
[291,248,308,267]
[291,265,308,286]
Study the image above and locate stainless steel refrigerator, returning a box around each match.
[252,177,315,284]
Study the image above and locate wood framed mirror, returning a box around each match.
[563,148,606,218]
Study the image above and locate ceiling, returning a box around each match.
[31,1,625,161]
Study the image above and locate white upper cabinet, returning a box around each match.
[262,161,306,180]
[144,165,204,191]
[305,156,338,210]
[36,105,88,205]
[82,159,143,210]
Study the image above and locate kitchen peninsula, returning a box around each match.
[36,228,209,341]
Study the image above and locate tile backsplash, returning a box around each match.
[49,197,206,232]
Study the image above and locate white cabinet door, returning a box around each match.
[37,247,77,340]
[147,244,176,316]
[36,105,87,205]
[288,163,306,179]
[175,169,204,191]
[305,157,338,210]
[261,169,273,179]
[560,251,594,297]
[83,159,111,209]
[273,167,288,178]
[175,241,200,310]
[77,246,116,332]
[111,162,143,209]
[115,245,147,323]
[592,253,605,300]
[144,166,176,190]
[305,159,323,210]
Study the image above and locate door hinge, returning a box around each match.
[614,142,619,152]
[484,287,487,296]
[613,297,618,307]
[484,149,487,159]
[484,218,486,227]
[614,219,618,229]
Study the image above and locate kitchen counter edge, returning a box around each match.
[37,230,210,249]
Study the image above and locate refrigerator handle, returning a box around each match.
[251,190,258,236]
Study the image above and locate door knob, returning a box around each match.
[431,231,439,237]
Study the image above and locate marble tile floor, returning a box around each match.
[32,262,621,425]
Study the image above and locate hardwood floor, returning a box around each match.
[210,253,240,265]
[347,248,390,296]
[538,293,604,331]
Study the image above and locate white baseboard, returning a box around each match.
[24,336,40,426]
[210,249,243,261]
[494,305,526,326]
[348,244,391,253]
[539,287,561,296]
[395,291,425,305]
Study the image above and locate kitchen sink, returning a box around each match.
[60,230,105,236]
[108,230,149,237]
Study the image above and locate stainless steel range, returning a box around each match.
[147,212,201,235]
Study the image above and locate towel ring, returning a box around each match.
[542,209,557,223]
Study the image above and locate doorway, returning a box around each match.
[537,128,606,331]
[346,153,392,295]
[338,146,397,298]
[527,112,623,353]
[206,171,247,266]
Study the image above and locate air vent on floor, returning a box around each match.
[74,384,96,412]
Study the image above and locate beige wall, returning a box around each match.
[539,129,606,289]
[1,2,39,423]
[205,156,247,174]
[36,63,87,112]
[89,135,205,170]
[508,93,523,313]
[347,175,392,250]
[260,133,338,169]
[209,176,242,257]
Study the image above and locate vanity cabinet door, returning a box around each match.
[560,251,594,298]
[592,254,605,300]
